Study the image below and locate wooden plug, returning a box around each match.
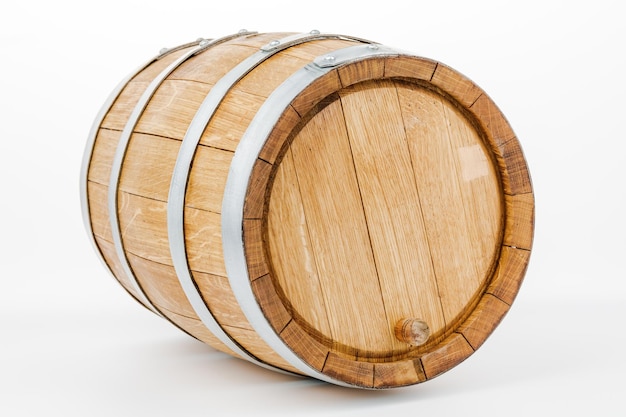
[395,318,431,347]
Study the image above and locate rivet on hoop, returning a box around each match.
[324,55,336,62]
[368,44,380,50]
[159,47,168,54]
[199,39,210,46]
[269,40,280,47]
[310,29,321,35]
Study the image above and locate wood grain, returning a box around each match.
[280,97,391,353]
[266,150,334,339]
[397,82,502,326]
[185,145,233,213]
[374,360,425,388]
[337,58,385,88]
[192,270,253,330]
[117,190,172,266]
[198,88,266,152]
[340,80,446,348]
[87,128,120,185]
[456,294,510,350]
[169,43,258,85]
[100,81,149,131]
[84,32,534,387]
[290,69,342,117]
[420,333,474,379]
[504,193,534,250]
[119,133,180,201]
[487,246,531,305]
[134,79,212,140]
[384,56,437,81]
[251,274,292,334]
[87,180,113,242]
[280,321,329,371]
[126,252,197,318]
[324,353,374,388]
[430,62,482,107]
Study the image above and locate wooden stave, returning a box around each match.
[82,32,534,389]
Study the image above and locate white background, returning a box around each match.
[1,0,624,415]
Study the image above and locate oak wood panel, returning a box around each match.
[498,138,533,195]
[126,251,197,318]
[88,128,120,185]
[504,193,534,250]
[87,181,113,242]
[430,63,482,108]
[323,353,374,388]
[192,270,253,330]
[185,145,233,213]
[487,246,531,305]
[337,58,385,88]
[118,133,180,201]
[243,219,270,280]
[257,105,301,164]
[287,99,390,353]
[469,93,516,145]
[169,43,258,85]
[266,150,333,339]
[198,88,266,152]
[456,294,510,350]
[420,333,474,379]
[339,80,446,345]
[184,206,227,277]
[101,81,150,131]
[134,79,212,140]
[384,56,437,81]
[397,84,502,326]
[251,274,292,334]
[290,70,342,117]
[117,191,172,266]
[235,51,313,98]
[280,321,329,371]
[374,360,425,388]
[243,159,271,219]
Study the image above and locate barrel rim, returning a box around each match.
[229,52,534,388]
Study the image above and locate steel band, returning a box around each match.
[221,44,399,387]
[80,41,196,301]
[168,31,370,374]
[104,31,254,316]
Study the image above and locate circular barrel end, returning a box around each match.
[395,318,431,347]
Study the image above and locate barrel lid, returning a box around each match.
[239,54,533,388]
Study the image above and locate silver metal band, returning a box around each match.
[80,42,191,297]
[221,44,399,387]
[168,31,369,374]
[105,31,254,316]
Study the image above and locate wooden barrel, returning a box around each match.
[80,30,534,389]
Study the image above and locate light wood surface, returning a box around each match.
[266,80,502,360]
[83,33,534,388]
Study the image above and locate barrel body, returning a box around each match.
[81,31,534,388]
